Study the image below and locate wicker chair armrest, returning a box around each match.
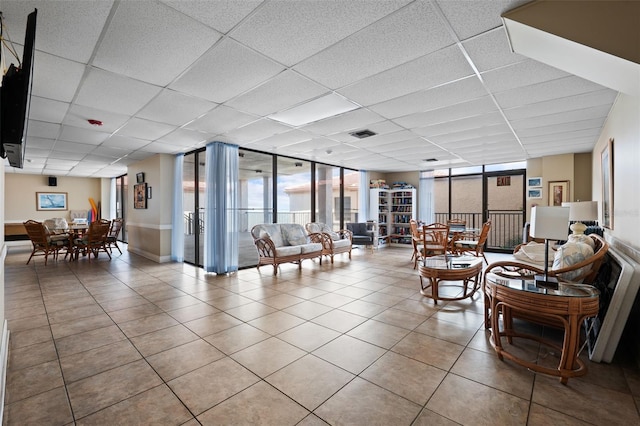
[485,260,544,281]
[342,229,353,241]
[253,237,277,258]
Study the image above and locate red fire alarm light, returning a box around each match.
[88,119,103,126]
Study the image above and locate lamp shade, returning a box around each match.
[530,206,570,240]
[561,201,598,222]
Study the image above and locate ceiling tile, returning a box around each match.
[482,59,570,93]
[338,44,474,106]
[509,105,612,131]
[27,120,61,139]
[245,130,313,150]
[169,38,284,103]
[156,128,210,147]
[231,0,410,66]
[503,90,618,121]
[75,68,162,115]
[115,118,177,141]
[0,0,113,63]
[52,141,97,154]
[294,1,455,88]
[94,0,221,86]
[62,105,130,134]
[462,27,526,72]
[101,135,152,151]
[139,141,184,154]
[185,105,258,134]
[29,97,69,123]
[225,71,329,116]
[411,112,506,138]
[136,90,217,126]
[32,52,85,102]
[393,96,498,128]
[299,109,386,136]
[370,77,486,119]
[223,119,293,144]
[160,0,262,34]
[58,125,111,145]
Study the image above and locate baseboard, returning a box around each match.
[127,247,172,263]
[0,321,9,423]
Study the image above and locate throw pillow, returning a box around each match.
[552,242,594,282]
[567,234,595,250]
[513,242,552,265]
[283,225,308,246]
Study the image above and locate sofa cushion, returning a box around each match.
[332,238,351,249]
[281,224,308,246]
[275,245,302,257]
[299,242,322,254]
[252,224,285,247]
[306,223,323,234]
[552,241,594,282]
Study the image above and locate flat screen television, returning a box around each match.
[0,9,37,168]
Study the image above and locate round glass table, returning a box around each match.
[418,255,483,304]
[484,272,599,384]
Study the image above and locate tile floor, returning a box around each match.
[3,245,640,425]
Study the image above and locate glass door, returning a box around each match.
[484,172,525,251]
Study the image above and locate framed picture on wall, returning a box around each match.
[134,183,147,209]
[601,138,614,229]
[36,192,68,211]
[527,188,542,199]
[548,181,569,206]
[136,172,145,183]
[527,177,542,188]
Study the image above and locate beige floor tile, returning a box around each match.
[284,286,328,300]
[297,413,331,426]
[204,323,271,355]
[50,312,115,339]
[414,317,478,346]
[277,322,340,352]
[339,299,388,317]
[59,340,142,383]
[247,311,306,335]
[118,312,179,338]
[312,335,386,374]
[332,286,374,299]
[166,302,219,323]
[54,324,127,358]
[183,312,243,337]
[6,313,49,333]
[197,381,309,425]
[168,357,259,415]
[3,386,73,426]
[412,408,460,425]
[315,377,422,425]
[47,304,105,324]
[266,354,354,410]
[130,324,199,357]
[372,307,428,330]
[224,301,277,322]
[239,287,282,301]
[231,337,306,377]
[392,332,465,371]
[9,325,52,350]
[282,299,334,321]
[8,340,58,371]
[392,298,441,316]
[261,293,306,309]
[75,384,193,425]
[6,359,65,404]
[311,309,367,333]
[208,294,254,310]
[527,403,592,425]
[426,374,529,425]
[67,359,163,419]
[107,302,165,324]
[361,351,446,405]
[360,291,405,307]
[532,373,640,424]
[153,294,202,311]
[310,292,355,308]
[347,319,410,349]
[99,295,150,312]
[146,339,225,381]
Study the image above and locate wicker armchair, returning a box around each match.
[305,223,352,263]
[71,220,112,261]
[23,220,69,265]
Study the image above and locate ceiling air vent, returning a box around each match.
[350,129,377,139]
[423,158,438,162]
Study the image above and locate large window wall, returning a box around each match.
[434,162,526,252]
[182,146,359,268]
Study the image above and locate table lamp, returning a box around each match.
[561,201,598,235]
[529,206,570,289]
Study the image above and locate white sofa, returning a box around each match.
[250,223,323,275]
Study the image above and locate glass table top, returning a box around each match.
[420,255,483,270]
[486,273,599,297]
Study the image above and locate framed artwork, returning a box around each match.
[527,188,542,199]
[527,177,542,188]
[136,172,145,183]
[601,138,614,229]
[134,183,147,209]
[548,181,569,206]
[36,192,68,211]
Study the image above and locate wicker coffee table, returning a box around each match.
[418,255,483,304]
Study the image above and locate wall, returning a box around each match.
[127,154,174,262]
[591,93,640,366]
[4,174,101,224]
[574,153,593,202]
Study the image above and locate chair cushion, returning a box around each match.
[252,224,285,247]
[552,242,594,282]
[332,238,351,249]
[306,223,323,234]
[281,224,308,246]
[513,242,552,265]
[274,245,301,256]
[300,243,322,254]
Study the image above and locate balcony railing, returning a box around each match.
[436,210,524,251]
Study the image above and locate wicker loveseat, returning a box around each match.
[305,222,352,263]
[250,223,323,275]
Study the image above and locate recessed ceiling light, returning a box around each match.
[268,93,359,126]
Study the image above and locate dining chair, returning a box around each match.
[106,218,124,254]
[23,219,69,265]
[447,218,467,227]
[409,219,421,263]
[415,222,449,268]
[454,220,492,264]
[71,220,112,261]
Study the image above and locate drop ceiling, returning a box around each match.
[0,0,624,178]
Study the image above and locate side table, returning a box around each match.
[418,255,483,304]
[484,273,599,384]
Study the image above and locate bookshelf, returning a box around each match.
[369,188,390,246]
[390,188,416,244]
